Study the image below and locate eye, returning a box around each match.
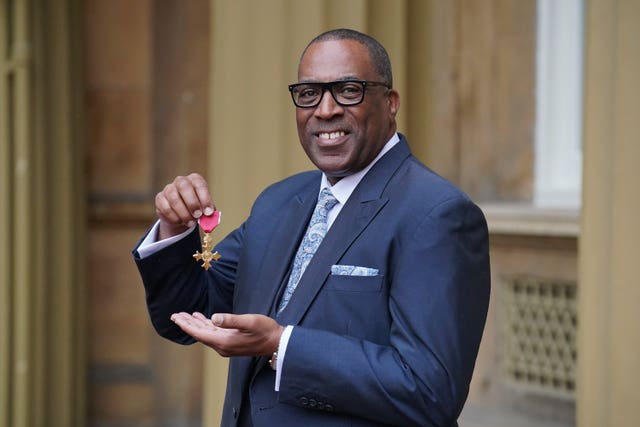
[297,86,321,100]
[335,83,363,100]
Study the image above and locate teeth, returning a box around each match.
[318,131,345,140]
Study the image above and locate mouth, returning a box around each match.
[315,130,348,144]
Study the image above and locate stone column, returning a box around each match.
[578,1,640,426]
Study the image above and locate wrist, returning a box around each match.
[269,325,285,371]
[158,221,190,241]
[269,351,278,370]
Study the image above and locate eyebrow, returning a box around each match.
[297,76,362,84]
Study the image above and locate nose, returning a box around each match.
[314,89,344,119]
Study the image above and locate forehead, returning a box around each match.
[298,39,375,82]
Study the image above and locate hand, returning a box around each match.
[155,173,215,239]
[170,312,285,357]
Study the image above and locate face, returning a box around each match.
[295,39,400,184]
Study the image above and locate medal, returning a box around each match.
[193,210,221,270]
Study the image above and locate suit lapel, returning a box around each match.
[247,182,319,317]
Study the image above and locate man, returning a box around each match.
[133,29,490,427]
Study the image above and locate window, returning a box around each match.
[534,0,585,207]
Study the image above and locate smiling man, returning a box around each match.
[292,36,398,183]
[133,29,490,427]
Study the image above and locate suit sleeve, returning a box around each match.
[277,197,490,427]
[132,223,245,344]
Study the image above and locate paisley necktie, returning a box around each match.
[278,188,338,313]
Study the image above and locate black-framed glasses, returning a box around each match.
[288,80,390,108]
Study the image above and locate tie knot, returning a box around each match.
[318,188,338,211]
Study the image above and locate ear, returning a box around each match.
[387,89,400,117]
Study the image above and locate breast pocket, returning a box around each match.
[324,274,384,293]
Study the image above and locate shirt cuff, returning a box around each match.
[274,325,294,392]
[137,220,197,259]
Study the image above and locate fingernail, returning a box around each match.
[187,220,196,228]
[194,210,202,218]
[212,314,223,326]
[204,207,214,216]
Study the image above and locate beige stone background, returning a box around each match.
[1,1,638,426]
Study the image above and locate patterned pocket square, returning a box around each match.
[331,265,379,276]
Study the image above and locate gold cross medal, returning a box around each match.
[193,210,221,270]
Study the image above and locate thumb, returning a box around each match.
[211,313,226,327]
[212,313,256,330]
[212,313,246,329]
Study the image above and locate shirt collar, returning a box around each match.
[320,132,400,204]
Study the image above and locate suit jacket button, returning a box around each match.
[325,404,334,412]
[309,399,317,408]
[300,397,308,406]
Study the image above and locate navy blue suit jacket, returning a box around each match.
[133,136,490,426]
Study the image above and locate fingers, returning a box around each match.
[192,312,210,322]
[170,312,236,357]
[155,173,216,238]
[189,173,215,216]
[171,312,222,347]
[171,312,211,330]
